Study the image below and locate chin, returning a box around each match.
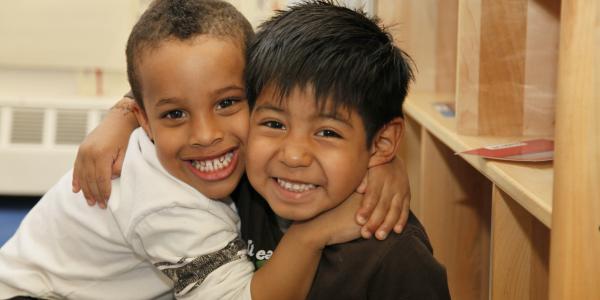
[198,172,242,199]
[198,178,239,200]
[271,204,318,221]
[202,190,231,200]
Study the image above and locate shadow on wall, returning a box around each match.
[0,196,40,246]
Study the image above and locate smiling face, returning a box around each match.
[135,35,248,199]
[246,85,372,221]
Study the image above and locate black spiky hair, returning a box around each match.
[246,0,414,145]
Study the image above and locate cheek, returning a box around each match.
[236,120,249,143]
[153,124,186,155]
[322,149,368,199]
[233,110,250,143]
[245,139,272,194]
[154,142,181,176]
[246,136,272,173]
[155,137,178,157]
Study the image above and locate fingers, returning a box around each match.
[79,169,96,206]
[71,178,81,193]
[94,158,113,209]
[84,163,103,207]
[373,194,403,240]
[72,148,86,193]
[355,178,381,228]
[355,199,374,226]
[73,148,96,206]
[360,186,389,239]
[72,162,81,193]
[76,149,105,208]
[393,195,410,234]
[355,175,368,194]
[112,152,125,178]
[354,175,369,224]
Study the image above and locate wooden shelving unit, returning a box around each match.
[403,94,553,227]
[400,94,552,299]
[378,0,599,299]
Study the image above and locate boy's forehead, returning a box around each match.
[255,85,354,120]
[136,35,246,104]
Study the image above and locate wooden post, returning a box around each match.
[549,0,600,298]
[377,0,458,95]
[398,116,423,217]
[491,186,549,300]
[455,0,558,136]
[420,130,491,300]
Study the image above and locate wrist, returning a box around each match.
[109,98,139,129]
[287,221,329,251]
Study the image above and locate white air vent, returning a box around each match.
[11,108,44,144]
[55,110,87,145]
[0,96,113,195]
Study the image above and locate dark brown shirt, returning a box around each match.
[233,176,451,300]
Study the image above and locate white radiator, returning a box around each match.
[0,96,114,195]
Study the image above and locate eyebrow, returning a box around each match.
[155,97,181,107]
[255,103,354,128]
[214,85,245,95]
[154,85,245,107]
[318,111,354,128]
[254,103,285,114]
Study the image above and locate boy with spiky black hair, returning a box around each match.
[238,1,451,298]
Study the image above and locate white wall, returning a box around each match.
[0,0,141,71]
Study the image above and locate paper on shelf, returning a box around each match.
[457,139,554,162]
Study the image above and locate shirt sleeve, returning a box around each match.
[369,231,451,300]
[130,206,254,300]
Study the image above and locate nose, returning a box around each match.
[189,114,224,147]
[279,134,313,168]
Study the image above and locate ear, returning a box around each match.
[368,117,404,168]
[132,102,154,140]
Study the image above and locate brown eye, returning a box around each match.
[216,98,238,110]
[163,110,185,119]
[261,120,286,130]
[316,129,342,138]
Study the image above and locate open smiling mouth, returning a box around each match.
[275,177,319,193]
[191,150,234,172]
[187,149,239,181]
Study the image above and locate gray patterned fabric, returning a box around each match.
[155,238,247,294]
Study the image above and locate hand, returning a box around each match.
[355,156,411,240]
[72,97,139,208]
[306,192,363,246]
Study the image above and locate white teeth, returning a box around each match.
[191,151,234,172]
[277,178,317,193]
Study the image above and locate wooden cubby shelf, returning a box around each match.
[378,0,599,299]
[399,93,552,299]
[403,93,553,228]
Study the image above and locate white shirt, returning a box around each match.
[0,128,253,300]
